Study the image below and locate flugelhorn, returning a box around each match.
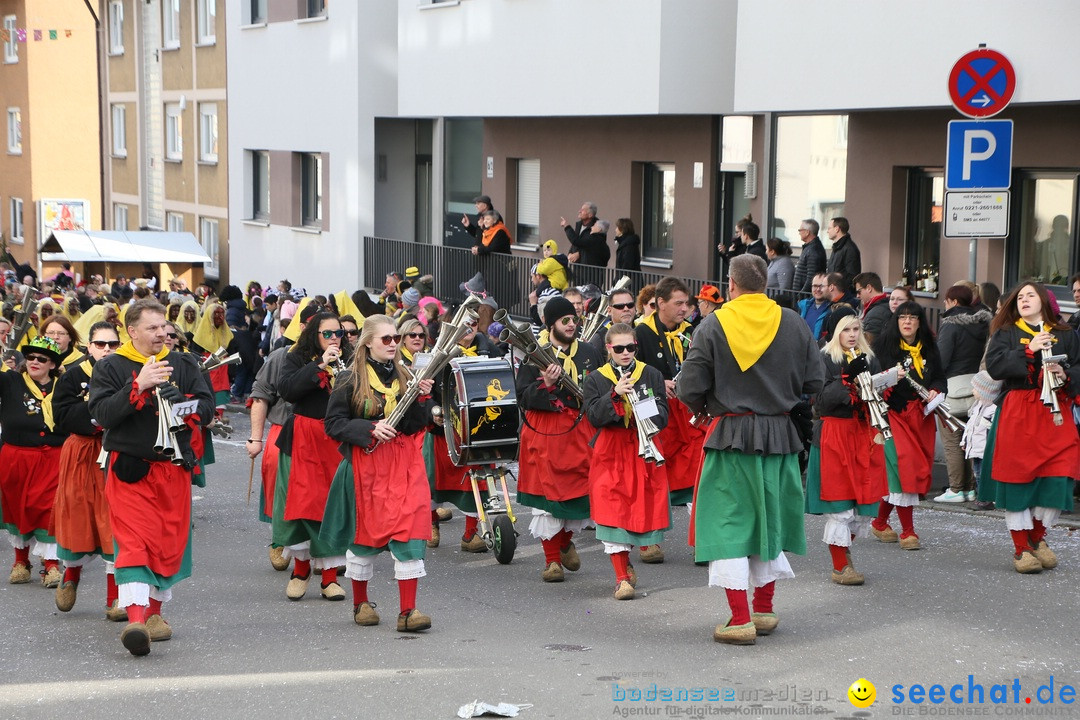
[153,386,184,464]
[4,285,39,362]
[622,365,664,465]
[900,359,965,433]
[580,275,632,343]
[851,358,892,443]
[494,309,583,401]
[1039,346,1068,427]
[201,347,242,372]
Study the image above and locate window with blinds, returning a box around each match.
[516,159,540,244]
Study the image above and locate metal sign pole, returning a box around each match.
[969,238,978,282]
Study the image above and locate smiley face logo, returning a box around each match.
[847,678,876,708]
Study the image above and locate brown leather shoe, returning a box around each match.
[713,621,756,645]
[541,561,565,583]
[9,562,31,584]
[1032,540,1057,569]
[269,546,289,571]
[751,612,779,635]
[121,622,151,656]
[871,525,899,543]
[560,542,581,571]
[638,544,665,564]
[831,565,865,585]
[613,580,635,600]
[1013,550,1043,574]
[146,614,172,641]
[397,609,432,632]
[353,601,380,626]
[55,580,78,612]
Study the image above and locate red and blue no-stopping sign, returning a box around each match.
[948,48,1016,118]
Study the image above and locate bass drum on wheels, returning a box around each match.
[442,356,520,466]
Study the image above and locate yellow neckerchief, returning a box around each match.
[844,349,856,362]
[333,290,365,322]
[400,346,414,365]
[61,348,82,367]
[24,372,56,432]
[598,360,645,428]
[283,297,314,344]
[899,339,924,378]
[176,300,201,335]
[79,358,93,378]
[645,313,691,364]
[1014,318,1056,348]
[547,339,580,384]
[714,293,782,372]
[115,341,170,365]
[191,302,234,353]
[460,341,479,357]
[366,363,400,417]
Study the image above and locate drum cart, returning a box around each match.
[467,465,518,564]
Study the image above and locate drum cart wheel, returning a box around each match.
[468,466,518,564]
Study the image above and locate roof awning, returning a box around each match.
[40,230,212,264]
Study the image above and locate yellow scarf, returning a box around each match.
[714,293,782,372]
[548,340,581,386]
[598,361,645,427]
[400,346,414,365]
[645,314,691,365]
[79,359,93,378]
[899,339,924,378]
[1014,318,1055,348]
[115,341,170,365]
[24,373,56,432]
[460,342,478,357]
[366,364,400,417]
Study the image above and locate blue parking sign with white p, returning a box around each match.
[945,120,1013,190]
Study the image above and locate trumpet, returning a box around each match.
[899,359,966,434]
[851,363,892,443]
[201,348,242,372]
[580,275,632,343]
[622,366,664,465]
[1039,348,1068,426]
[494,309,582,401]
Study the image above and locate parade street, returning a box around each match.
[1,410,1078,720]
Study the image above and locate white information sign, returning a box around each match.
[943,191,1009,239]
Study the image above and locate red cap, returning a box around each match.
[696,285,722,304]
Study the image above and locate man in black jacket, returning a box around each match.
[792,219,826,293]
[853,272,892,343]
[560,201,609,268]
[825,217,861,287]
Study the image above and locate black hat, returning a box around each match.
[543,296,578,329]
[823,305,857,342]
[299,302,321,324]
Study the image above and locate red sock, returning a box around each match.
[828,544,849,572]
[63,566,82,584]
[321,567,338,586]
[352,579,368,606]
[541,537,562,565]
[106,572,118,607]
[873,500,894,530]
[463,515,478,539]
[398,578,418,614]
[1010,529,1032,555]
[148,597,162,616]
[431,509,440,524]
[559,529,574,551]
[610,551,631,582]
[43,559,59,572]
[126,604,148,624]
[293,558,311,579]
[752,582,775,614]
[724,588,751,626]
[896,505,915,536]
[1030,518,1047,545]
[14,547,30,566]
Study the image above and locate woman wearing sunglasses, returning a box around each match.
[275,313,351,602]
[0,336,66,588]
[49,322,127,619]
[322,315,436,631]
[583,323,669,601]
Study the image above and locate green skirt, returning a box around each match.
[693,449,805,563]
[596,524,666,547]
[271,450,342,557]
[516,491,591,520]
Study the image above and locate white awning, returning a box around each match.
[40,230,212,264]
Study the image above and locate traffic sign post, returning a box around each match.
[945,119,1013,190]
[948,48,1016,118]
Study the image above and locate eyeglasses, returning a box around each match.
[898,314,920,322]
[45,330,69,338]
[557,316,579,326]
[90,340,121,349]
[166,333,179,339]
[610,303,635,311]
[798,228,811,234]
[811,284,827,289]
[377,334,402,346]
[320,329,345,339]
[25,354,50,364]
[608,343,638,354]
[405,332,426,340]
[344,330,361,337]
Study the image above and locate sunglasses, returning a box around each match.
[405,332,426,340]
[91,340,122,349]
[608,343,639,354]
[320,329,345,339]
[345,330,361,337]
[464,321,478,329]
[557,316,579,326]
[166,333,179,339]
[25,354,51,364]
[377,334,402,346]
[610,302,636,311]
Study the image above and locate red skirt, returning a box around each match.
[106,461,190,577]
[209,364,230,393]
[890,400,936,495]
[818,416,888,504]
[0,444,62,535]
[992,388,1080,484]
[517,407,593,501]
[657,399,707,492]
[285,414,341,522]
[51,434,114,554]
[261,423,283,515]
[590,425,669,534]
[350,438,430,547]
[432,433,486,492]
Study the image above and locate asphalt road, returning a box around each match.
[1,412,1079,720]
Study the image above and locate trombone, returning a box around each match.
[580,275,632,343]
[621,366,664,465]
[899,358,966,434]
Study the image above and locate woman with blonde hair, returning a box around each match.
[804,309,890,585]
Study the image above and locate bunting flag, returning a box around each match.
[33,29,41,41]
[49,30,57,40]
[2,28,75,43]
[16,28,26,42]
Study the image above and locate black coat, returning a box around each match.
[938,306,992,377]
[826,234,861,286]
[792,236,827,293]
[615,233,641,272]
[565,221,610,267]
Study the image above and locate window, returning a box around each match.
[111,104,126,157]
[162,0,180,49]
[251,150,269,221]
[200,218,219,279]
[642,163,675,259]
[165,103,182,160]
[772,114,848,248]
[248,0,267,24]
[166,212,184,232]
[9,198,23,245]
[196,0,215,44]
[902,169,943,292]
[114,204,128,231]
[199,104,218,162]
[306,0,326,18]
[301,153,323,227]
[516,159,540,244]
[3,16,16,63]
[108,1,123,55]
[443,118,483,248]
[1013,172,1078,289]
[6,108,20,154]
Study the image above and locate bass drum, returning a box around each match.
[442,356,520,466]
